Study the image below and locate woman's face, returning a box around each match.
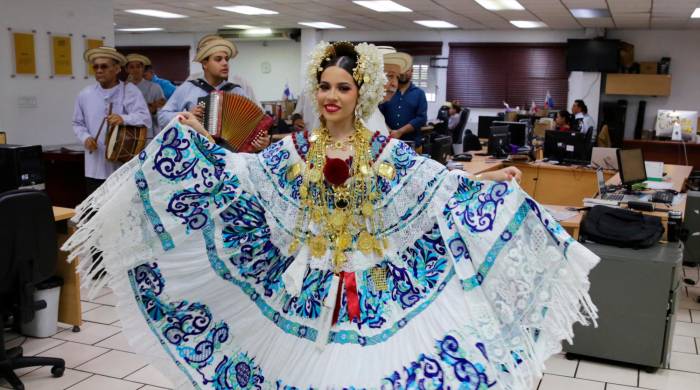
[555,113,565,126]
[448,107,457,116]
[317,65,359,125]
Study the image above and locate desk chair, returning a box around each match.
[452,109,470,145]
[0,189,65,390]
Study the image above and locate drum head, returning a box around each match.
[106,125,118,160]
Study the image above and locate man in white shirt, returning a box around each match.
[125,53,165,138]
[73,47,151,194]
[572,99,596,143]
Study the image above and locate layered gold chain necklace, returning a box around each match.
[288,121,393,272]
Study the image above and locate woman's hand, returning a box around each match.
[177,112,213,142]
[251,132,271,152]
[477,166,522,183]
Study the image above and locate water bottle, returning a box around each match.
[667,210,682,242]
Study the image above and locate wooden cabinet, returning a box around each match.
[605,74,671,96]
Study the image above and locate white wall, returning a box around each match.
[115,33,302,103]
[605,30,700,138]
[230,41,301,102]
[0,0,114,146]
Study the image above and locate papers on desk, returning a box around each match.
[644,180,674,190]
[544,206,578,222]
[644,161,664,180]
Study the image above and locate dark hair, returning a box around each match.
[557,110,572,125]
[291,113,303,122]
[144,65,152,72]
[450,101,462,113]
[574,99,588,113]
[316,42,359,86]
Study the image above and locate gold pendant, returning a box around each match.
[286,162,302,181]
[299,185,308,199]
[309,235,327,258]
[336,231,352,250]
[358,231,374,254]
[359,164,372,177]
[376,162,396,180]
[370,266,388,291]
[361,202,374,217]
[330,209,346,229]
[311,208,323,223]
[288,238,300,253]
[308,169,322,183]
[332,251,347,270]
[309,133,319,143]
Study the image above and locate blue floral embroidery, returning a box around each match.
[444,178,509,233]
[129,262,266,388]
[383,335,496,389]
[377,141,418,194]
[135,169,174,250]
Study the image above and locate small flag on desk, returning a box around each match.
[544,91,554,109]
[283,83,292,100]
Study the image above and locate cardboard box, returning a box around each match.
[619,42,635,68]
[640,61,657,74]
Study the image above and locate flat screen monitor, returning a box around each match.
[543,130,589,163]
[617,148,647,187]
[493,121,527,147]
[478,116,500,139]
[430,135,453,165]
[566,39,620,72]
[487,125,510,158]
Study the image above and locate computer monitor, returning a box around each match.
[493,121,528,147]
[488,125,510,158]
[430,136,453,165]
[617,148,647,188]
[477,116,500,139]
[543,130,589,163]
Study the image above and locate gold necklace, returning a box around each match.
[287,121,389,273]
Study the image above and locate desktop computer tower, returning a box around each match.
[0,144,45,193]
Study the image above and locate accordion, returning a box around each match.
[197,92,272,152]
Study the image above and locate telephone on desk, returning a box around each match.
[452,153,473,162]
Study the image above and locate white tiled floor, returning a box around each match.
[2,267,700,389]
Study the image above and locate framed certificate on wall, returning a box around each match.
[49,33,73,77]
[10,29,37,77]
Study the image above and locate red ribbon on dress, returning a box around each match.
[331,271,361,325]
[343,271,361,323]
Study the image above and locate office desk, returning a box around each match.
[53,206,82,330]
[623,139,700,170]
[459,156,615,207]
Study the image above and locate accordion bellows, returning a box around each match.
[199,92,271,152]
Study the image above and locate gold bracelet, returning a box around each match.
[475,174,483,181]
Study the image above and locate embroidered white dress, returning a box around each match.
[64,118,599,389]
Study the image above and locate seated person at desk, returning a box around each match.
[555,110,572,131]
[447,101,462,132]
[572,99,596,142]
[291,113,305,132]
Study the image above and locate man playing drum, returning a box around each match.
[72,46,151,194]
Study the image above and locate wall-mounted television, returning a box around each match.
[566,39,620,73]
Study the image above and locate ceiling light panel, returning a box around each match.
[353,1,413,12]
[474,0,525,11]
[124,9,187,18]
[215,5,279,15]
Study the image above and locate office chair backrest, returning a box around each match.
[452,109,470,144]
[684,191,700,265]
[0,189,57,294]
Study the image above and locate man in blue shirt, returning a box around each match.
[144,65,176,100]
[378,53,427,150]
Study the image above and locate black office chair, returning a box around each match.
[451,109,470,145]
[0,189,65,390]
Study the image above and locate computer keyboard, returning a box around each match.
[652,191,674,204]
[601,193,624,202]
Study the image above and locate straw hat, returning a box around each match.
[194,37,237,62]
[125,53,151,66]
[84,47,127,66]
